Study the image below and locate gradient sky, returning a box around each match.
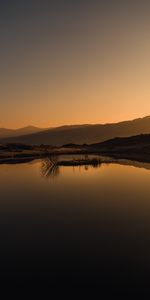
[0,0,150,128]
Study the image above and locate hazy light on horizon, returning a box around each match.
[0,0,150,128]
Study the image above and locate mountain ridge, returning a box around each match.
[1,115,150,146]
[0,125,46,139]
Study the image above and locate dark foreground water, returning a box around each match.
[0,157,150,292]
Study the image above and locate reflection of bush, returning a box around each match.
[41,156,60,179]
[41,155,102,179]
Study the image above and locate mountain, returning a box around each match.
[88,133,150,151]
[0,126,45,139]
[1,116,150,146]
[87,133,150,162]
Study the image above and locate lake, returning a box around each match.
[0,156,150,291]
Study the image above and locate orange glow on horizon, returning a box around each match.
[1,1,150,129]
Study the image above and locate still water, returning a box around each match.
[0,157,150,289]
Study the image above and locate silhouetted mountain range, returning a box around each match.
[87,133,150,162]
[0,126,45,139]
[88,133,150,151]
[1,116,150,146]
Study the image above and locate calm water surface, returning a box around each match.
[0,157,150,290]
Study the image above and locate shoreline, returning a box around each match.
[0,150,150,165]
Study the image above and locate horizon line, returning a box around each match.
[0,114,150,131]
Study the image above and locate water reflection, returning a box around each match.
[40,155,101,179]
[0,157,150,289]
[41,156,60,179]
[40,154,150,179]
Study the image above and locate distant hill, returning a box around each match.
[87,133,150,162]
[88,133,150,150]
[1,116,150,146]
[0,126,45,139]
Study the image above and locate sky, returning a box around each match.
[0,0,150,128]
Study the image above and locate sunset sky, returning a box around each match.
[1,0,150,128]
